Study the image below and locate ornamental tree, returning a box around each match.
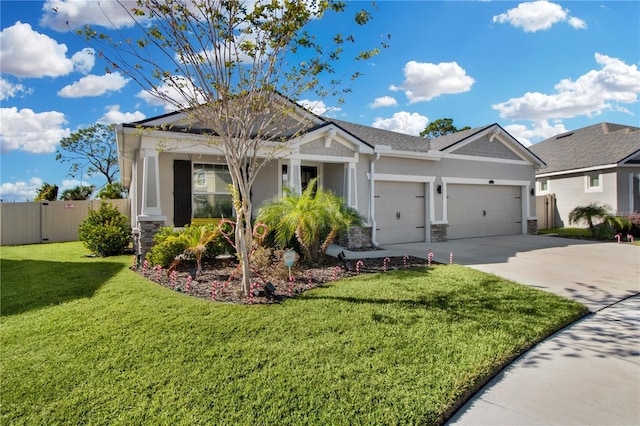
[74,0,386,295]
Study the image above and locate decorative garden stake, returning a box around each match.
[142,260,148,275]
[450,252,453,265]
[616,233,621,243]
[289,276,294,296]
[186,276,192,294]
[628,234,634,243]
[332,265,340,281]
[307,272,313,290]
[170,270,177,290]
[355,260,364,275]
[131,255,137,270]
[211,281,219,301]
[383,257,390,272]
[283,249,297,280]
[155,265,162,281]
[403,255,408,269]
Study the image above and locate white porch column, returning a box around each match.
[289,159,302,193]
[140,149,163,217]
[345,163,358,208]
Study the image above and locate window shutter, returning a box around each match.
[173,160,192,226]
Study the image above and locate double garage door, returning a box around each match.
[375,182,523,244]
[447,184,522,239]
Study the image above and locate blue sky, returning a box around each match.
[1,0,639,202]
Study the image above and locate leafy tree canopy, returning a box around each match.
[420,118,471,139]
[97,182,126,200]
[55,123,119,185]
[60,185,95,201]
[34,183,59,202]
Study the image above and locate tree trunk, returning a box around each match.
[235,211,253,296]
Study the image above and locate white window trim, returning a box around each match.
[192,162,233,218]
[538,179,550,194]
[585,173,603,193]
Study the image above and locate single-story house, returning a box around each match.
[116,104,544,255]
[529,122,640,228]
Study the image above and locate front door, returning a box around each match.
[301,166,318,192]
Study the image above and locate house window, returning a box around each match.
[192,163,233,218]
[539,179,548,193]
[585,173,602,192]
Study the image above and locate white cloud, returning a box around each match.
[568,16,587,30]
[40,0,140,31]
[136,76,207,112]
[0,107,70,154]
[0,21,75,78]
[0,177,43,202]
[71,48,96,74]
[57,72,129,98]
[503,120,568,146]
[493,1,586,32]
[390,61,475,103]
[297,99,341,116]
[493,53,640,120]
[98,105,146,125]
[0,78,32,101]
[372,111,429,136]
[369,96,398,109]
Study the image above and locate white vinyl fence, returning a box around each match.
[0,199,130,246]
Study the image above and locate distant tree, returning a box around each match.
[97,182,126,199]
[55,123,119,185]
[60,185,95,201]
[34,183,59,201]
[420,118,471,139]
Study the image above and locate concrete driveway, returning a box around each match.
[382,234,640,312]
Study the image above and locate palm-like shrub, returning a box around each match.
[167,226,221,277]
[258,178,362,263]
[569,203,631,238]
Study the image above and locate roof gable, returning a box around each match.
[431,123,544,166]
[529,122,640,174]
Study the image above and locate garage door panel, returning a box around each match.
[375,182,426,245]
[448,184,521,239]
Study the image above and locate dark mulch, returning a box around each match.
[132,254,430,304]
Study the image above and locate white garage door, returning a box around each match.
[375,181,426,244]
[447,184,522,239]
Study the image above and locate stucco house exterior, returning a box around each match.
[529,122,640,228]
[116,104,544,255]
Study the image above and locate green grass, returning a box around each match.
[1,242,586,425]
[538,227,593,238]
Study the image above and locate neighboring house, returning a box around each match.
[116,104,544,255]
[529,122,640,228]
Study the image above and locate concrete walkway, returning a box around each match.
[330,235,640,424]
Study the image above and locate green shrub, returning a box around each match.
[77,202,131,256]
[146,224,233,267]
[146,227,185,267]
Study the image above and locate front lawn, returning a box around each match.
[1,242,586,425]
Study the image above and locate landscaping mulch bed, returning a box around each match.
[132,254,430,304]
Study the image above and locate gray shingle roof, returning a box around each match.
[323,118,432,152]
[528,122,640,174]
